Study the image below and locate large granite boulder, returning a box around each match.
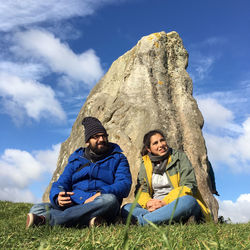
[43,31,219,221]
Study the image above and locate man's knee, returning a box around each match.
[95,194,119,208]
[100,193,118,203]
[29,202,52,215]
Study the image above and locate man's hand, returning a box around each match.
[58,191,74,207]
[84,192,101,204]
[146,199,166,212]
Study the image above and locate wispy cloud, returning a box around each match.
[187,36,226,83]
[240,79,250,91]
[195,37,226,47]
[0,144,60,202]
[218,194,250,223]
[188,52,214,82]
[0,73,66,123]
[0,0,121,32]
[14,29,104,88]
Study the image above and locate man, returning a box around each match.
[26,117,132,228]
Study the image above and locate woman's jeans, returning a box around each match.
[29,194,120,227]
[121,195,202,226]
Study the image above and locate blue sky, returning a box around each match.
[0,0,249,223]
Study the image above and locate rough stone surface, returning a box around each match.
[43,31,219,221]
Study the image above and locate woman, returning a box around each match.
[121,130,211,225]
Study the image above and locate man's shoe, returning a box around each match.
[26,213,46,229]
[89,216,106,227]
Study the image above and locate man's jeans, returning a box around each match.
[121,195,202,226]
[29,194,120,227]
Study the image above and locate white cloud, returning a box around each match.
[0,0,120,32]
[34,144,61,174]
[198,98,233,128]
[0,149,43,188]
[197,98,242,133]
[0,144,60,203]
[203,131,250,173]
[0,73,66,123]
[0,61,47,80]
[204,133,235,163]
[14,29,104,87]
[218,194,250,223]
[0,187,38,203]
[197,90,249,108]
[236,118,250,160]
[197,96,250,173]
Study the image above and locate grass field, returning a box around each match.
[0,201,249,249]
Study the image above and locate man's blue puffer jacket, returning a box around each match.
[49,143,132,208]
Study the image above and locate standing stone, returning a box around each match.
[43,31,219,221]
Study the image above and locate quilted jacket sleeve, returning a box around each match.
[100,154,132,199]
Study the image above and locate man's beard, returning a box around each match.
[89,141,109,155]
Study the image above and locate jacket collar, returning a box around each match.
[72,142,123,164]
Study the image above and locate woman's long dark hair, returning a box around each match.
[141,129,166,156]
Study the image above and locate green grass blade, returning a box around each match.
[122,188,142,249]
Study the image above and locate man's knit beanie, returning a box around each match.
[82,117,107,142]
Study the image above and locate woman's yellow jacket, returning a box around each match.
[137,149,211,221]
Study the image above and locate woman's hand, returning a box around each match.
[58,191,74,207]
[146,199,166,212]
